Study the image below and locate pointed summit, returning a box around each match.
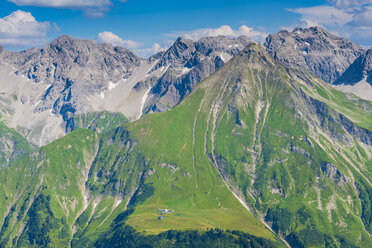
[242,43,271,61]
[50,34,77,43]
[47,35,89,51]
[144,36,254,114]
[228,43,279,71]
[161,37,195,64]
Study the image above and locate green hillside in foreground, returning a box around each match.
[0,44,372,247]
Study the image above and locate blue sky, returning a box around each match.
[0,0,371,57]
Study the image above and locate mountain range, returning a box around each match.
[0,35,251,146]
[0,27,371,247]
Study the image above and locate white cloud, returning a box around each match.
[135,43,167,58]
[327,0,372,10]
[8,0,113,18]
[288,1,372,46]
[288,6,352,27]
[83,8,108,18]
[52,22,61,33]
[152,43,162,53]
[347,5,372,26]
[0,10,51,47]
[166,25,268,43]
[8,0,111,8]
[97,31,143,49]
[97,31,168,58]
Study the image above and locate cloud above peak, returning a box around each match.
[166,25,267,42]
[288,6,352,27]
[97,31,143,48]
[8,0,116,18]
[327,0,372,10]
[8,0,111,8]
[288,1,372,46]
[97,31,167,58]
[0,10,51,47]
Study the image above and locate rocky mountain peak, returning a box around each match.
[49,34,78,45]
[301,26,327,35]
[147,37,195,73]
[0,35,143,145]
[264,26,365,83]
[242,43,266,56]
[239,43,278,68]
[44,35,140,63]
[174,36,194,48]
[194,35,251,56]
[143,35,253,114]
[163,37,195,62]
[46,35,92,55]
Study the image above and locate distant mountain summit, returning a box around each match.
[0,35,143,145]
[144,35,252,113]
[264,26,364,83]
[147,37,196,73]
[333,48,372,101]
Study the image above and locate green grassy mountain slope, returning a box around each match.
[73,111,128,133]
[125,44,372,247]
[0,44,371,247]
[0,120,34,168]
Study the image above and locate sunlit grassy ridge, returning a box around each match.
[126,44,372,247]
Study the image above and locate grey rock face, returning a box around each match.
[321,162,347,186]
[0,35,252,146]
[144,35,252,113]
[334,48,372,86]
[264,26,364,83]
[0,36,143,145]
[148,37,196,74]
[2,35,141,132]
[332,48,372,101]
[304,94,372,146]
[12,35,141,83]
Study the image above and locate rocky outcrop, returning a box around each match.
[333,48,372,86]
[3,36,142,132]
[332,48,372,101]
[339,114,372,146]
[144,35,252,113]
[321,162,347,186]
[0,35,252,145]
[264,26,364,84]
[305,94,372,146]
